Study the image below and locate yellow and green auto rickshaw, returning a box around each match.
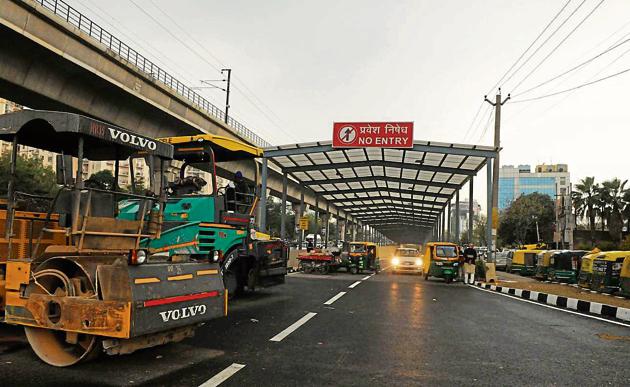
[618,255,630,297]
[422,242,460,283]
[578,249,601,288]
[547,250,587,284]
[510,247,545,276]
[533,250,558,280]
[590,251,630,293]
[342,242,380,274]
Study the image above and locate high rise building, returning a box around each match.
[499,163,573,247]
[499,164,570,210]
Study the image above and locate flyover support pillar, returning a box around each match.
[280,172,287,240]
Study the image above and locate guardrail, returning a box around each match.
[30,0,270,148]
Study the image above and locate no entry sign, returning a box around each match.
[332,122,414,148]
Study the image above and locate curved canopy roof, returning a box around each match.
[264,140,498,242]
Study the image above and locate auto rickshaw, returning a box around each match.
[340,242,379,274]
[618,255,630,297]
[422,242,460,283]
[578,249,601,288]
[533,250,557,280]
[590,251,630,293]
[547,250,587,283]
[510,248,545,276]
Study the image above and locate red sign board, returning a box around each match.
[332,122,414,148]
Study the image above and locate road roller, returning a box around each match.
[0,110,227,366]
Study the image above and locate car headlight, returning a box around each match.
[415,259,422,266]
[392,257,400,265]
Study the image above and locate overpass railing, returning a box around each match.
[30,0,270,148]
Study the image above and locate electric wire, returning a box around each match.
[511,0,606,93]
[502,0,588,88]
[485,0,573,96]
[127,0,281,142]
[146,0,298,143]
[511,66,630,104]
[462,101,485,142]
[464,0,572,143]
[514,36,630,97]
[477,109,495,143]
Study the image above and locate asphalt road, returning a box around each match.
[2,269,630,386]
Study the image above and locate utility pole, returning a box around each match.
[484,88,510,262]
[221,68,231,124]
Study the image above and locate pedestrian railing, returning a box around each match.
[29,0,270,148]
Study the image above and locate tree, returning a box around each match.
[572,177,599,244]
[473,214,487,246]
[87,170,115,190]
[264,196,296,239]
[0,153,57,196]
[597,178,628,242]
[498,192,555,245]
[125,175,147,194]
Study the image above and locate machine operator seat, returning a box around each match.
[168,176,207,196]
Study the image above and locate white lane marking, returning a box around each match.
[348,281,362,289]
[468,285,630,328]
[380,265,392,271]
[324,291,346,305]
[361,275,371,281]
[269,312,317,342]
[199,363,245,387]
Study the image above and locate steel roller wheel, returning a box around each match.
[24,262,100,367]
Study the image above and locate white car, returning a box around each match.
[391,247,423,274]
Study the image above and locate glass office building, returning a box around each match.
[498,164,570,210]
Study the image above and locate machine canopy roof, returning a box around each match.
[0,110,173,160]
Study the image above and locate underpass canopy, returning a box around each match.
[262,140,499,244]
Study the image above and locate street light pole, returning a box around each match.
[221,68,231,124]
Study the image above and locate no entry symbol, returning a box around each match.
[339,126,356,144]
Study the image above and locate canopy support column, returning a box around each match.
[325,202,330,248]
[486,159,493,258]
[280,171,287,240]
[298,188,305,249]
[455,190,460,243]
[314,196,319,245]
[260,157,268,232]
[469,177,474,243]
[447,200,451,242]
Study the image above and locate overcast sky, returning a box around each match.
[71,0,630,209]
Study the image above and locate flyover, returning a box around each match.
[262,140,499,246]
[0,0,349,222]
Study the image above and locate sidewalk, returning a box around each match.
[490,271,630,309]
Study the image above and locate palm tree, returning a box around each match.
[598,179,628,242]
[572,177,599,244]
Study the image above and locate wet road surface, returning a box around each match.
[2,269,630,386]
